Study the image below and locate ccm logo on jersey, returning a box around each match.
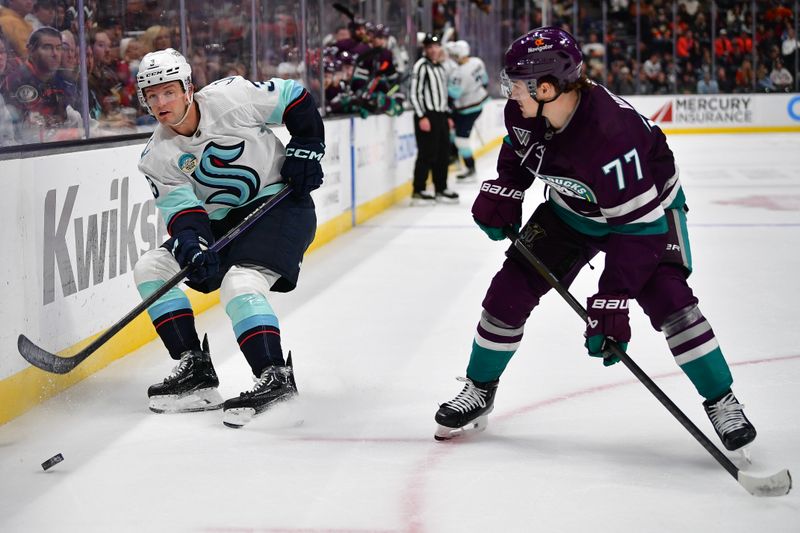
[590,298,629,310]
[286,148,324,161]
[480,183,525,200]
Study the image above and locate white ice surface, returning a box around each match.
[1,134,799,532]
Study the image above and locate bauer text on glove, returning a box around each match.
[471,179,524,240]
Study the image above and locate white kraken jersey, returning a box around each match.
[138,75,305,224]
[447,57,489,112]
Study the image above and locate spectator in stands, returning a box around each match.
[732,28,753,58]
[89,29,121,114]
[0,0,35,62]
[781,26,797,63]
[52,0,66,30]
[642,51,662,79]
[734,57,754,92]
[581,31,605,81]
[716,65,734,93]
[5,25,81,142]
[87,27,135,134]
[756,63,776,92]
[715,28,733,60]
[140,24,172,54]
[612,64,635,95]
[696,70,719,94]
[769,58,793,92]
[25,0,54,31]
[57,27,75,83]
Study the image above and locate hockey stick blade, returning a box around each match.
[738,468,792,497]
[18,334,80,374]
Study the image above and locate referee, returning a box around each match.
[409,34,459,204]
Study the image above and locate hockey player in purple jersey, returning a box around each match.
[434,27,757,453]
[132,49,323,428]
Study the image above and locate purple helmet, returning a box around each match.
[369,23,390,38]
[501,26,583,97]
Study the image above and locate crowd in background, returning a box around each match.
[0,0,798,150]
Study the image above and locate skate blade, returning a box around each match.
[149,388,223,413]
[434,197,459,205]
[410,199,436,207]
[223,407,254,429]
[737,444,753,466]
[434,415,489,441]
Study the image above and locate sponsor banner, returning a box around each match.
[626,93,800,130]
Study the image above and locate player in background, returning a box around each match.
[133,48,324,428]
[434,28,757,454]
[445,40,488,182]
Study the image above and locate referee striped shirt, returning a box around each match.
[409,56,449,117]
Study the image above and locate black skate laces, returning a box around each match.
[707,392,747,434]
[446,377,488,413]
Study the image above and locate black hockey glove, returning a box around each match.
[281,137,325,197]
[171,230,220,285]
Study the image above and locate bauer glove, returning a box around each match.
[171,230,220,285]
[281,137,325,197]
[471,179,524,241]
[584,293,630,367]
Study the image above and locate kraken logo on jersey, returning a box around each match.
[192,141,260,207]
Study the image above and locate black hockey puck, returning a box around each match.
[41,453,64,471]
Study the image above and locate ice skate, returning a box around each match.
[703,389,757,452]
[222,353,298,428]
[456,167,477,182]
[148,335,223,413]
[434,376,498,441]
[411,190,436,206]
[435,189,460,204]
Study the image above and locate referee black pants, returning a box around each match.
[413,111,450,193]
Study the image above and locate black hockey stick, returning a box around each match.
[18,185,293,375]
[505,227,792,497]
[332,2,355,22]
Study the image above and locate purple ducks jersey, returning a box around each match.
[498,82,686,295]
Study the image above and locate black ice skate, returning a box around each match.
[435,189,460,204]
[434,376,498,441]
[456,167,476,182]
[222,353,298,428]
[703,390,757,452]
[148,335,223,413]
[411,190,436,206]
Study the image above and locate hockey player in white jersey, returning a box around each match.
[132,49,324,428]
[445,40,488,181]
